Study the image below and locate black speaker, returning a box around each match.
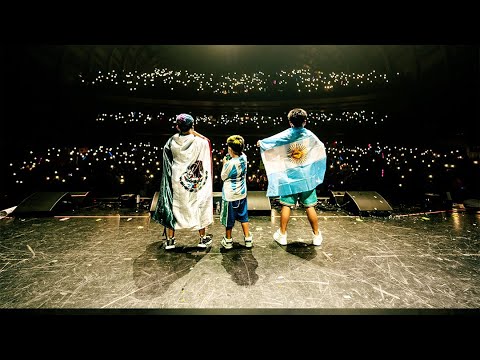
[247,191,271,214]
[329,190,345,206]
[69,191,93,207]
[343,191,392,215]
[463,198,480,210]
[13,192,74,217]
[120,194,136,208]
[423,192,453,210]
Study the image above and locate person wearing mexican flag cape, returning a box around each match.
[257,108,327,247]
[152,114,213,250]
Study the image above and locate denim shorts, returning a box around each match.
[220,198,249,228]
[279,189,317,208]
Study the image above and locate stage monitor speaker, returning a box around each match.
[423,192,453,211]
[13,192,74,217]
[343,191,392,216]
[120,194,136,208]
[69,191,92,207]
[329,190,346,206]
[150,191,160,214]
[247,191,271,214]
[463,198,480,210]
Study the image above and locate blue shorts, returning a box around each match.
[220,198,249,229]
[279,189,317,208]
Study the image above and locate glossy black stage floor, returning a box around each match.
[0,198,479,314]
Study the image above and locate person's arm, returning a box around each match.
[221,157,233,181]
[259,128,300,151]
[192,129,207,140]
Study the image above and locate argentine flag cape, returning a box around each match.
[259,127,327,197]
[153,133,213,230]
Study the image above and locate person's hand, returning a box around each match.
[256,140,261,147]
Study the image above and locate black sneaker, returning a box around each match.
[197,234,213,248]
[165,237,176,250]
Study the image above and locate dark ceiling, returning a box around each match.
[1,44,478,148]
[4,44,477,115]
[5,44,477,84]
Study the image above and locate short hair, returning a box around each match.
[287,108,307,127]
[176,113,194,132]
[226,135,245,155]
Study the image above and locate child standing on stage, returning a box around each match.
[220,135,253,249]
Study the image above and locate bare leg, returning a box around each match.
[240,222,250,237]
[305,206,319,235]
[167,228,175,238]
[280,205,291,234]
[226,227,233,238]
[198,228,206,237]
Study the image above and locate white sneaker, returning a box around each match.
[273,229,287,246]
[221,236,233,250]
[165,237,176,250]
[244,234,253,248]
[312,231,323,246]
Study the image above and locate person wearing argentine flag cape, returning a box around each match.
[257,108,326,247]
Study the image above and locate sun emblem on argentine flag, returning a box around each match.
[287,143,308,164]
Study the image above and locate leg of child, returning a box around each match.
[241,221,250,238]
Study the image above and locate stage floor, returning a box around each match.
[0,205,479,313]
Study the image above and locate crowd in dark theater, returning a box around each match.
[3,126,479,208]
